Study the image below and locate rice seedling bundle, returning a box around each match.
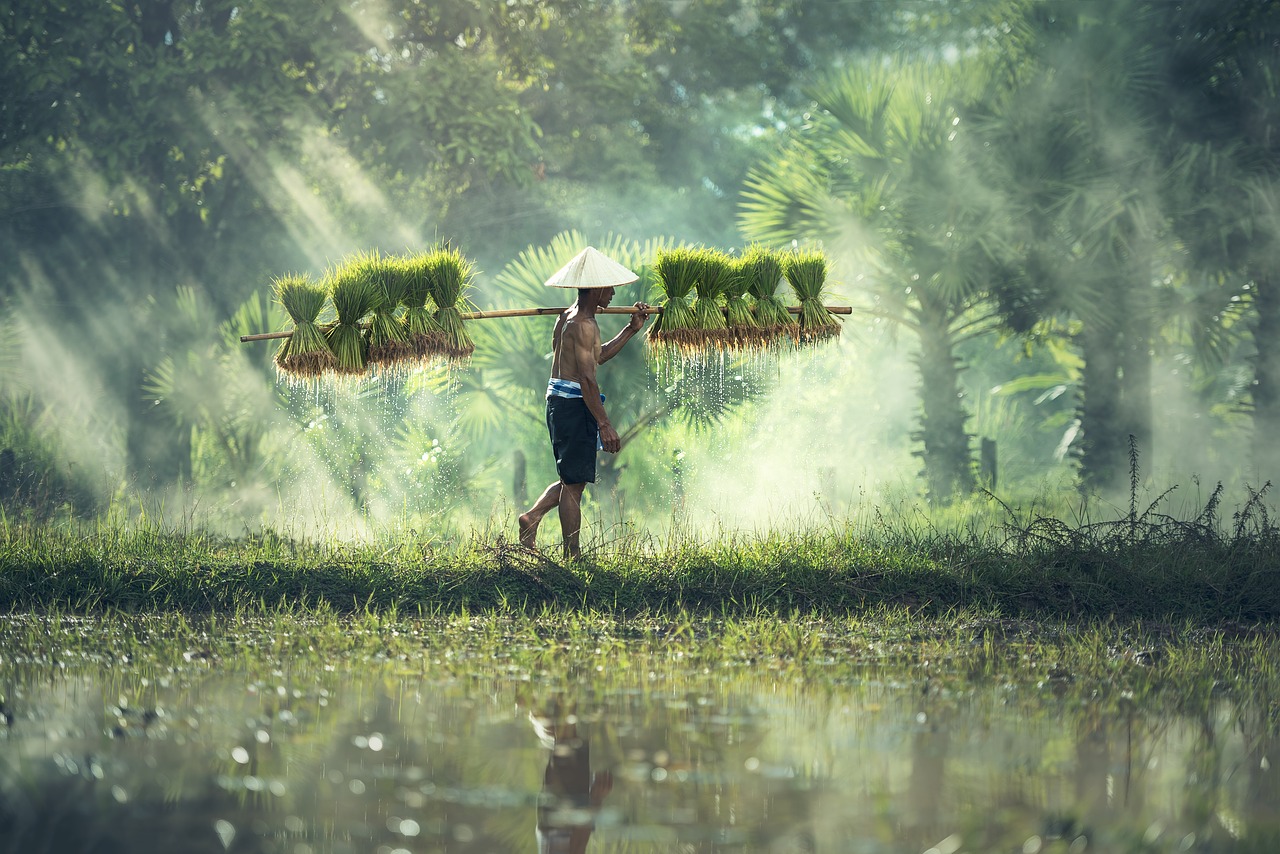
[783,249,841,344]
[743,245,797,347]
[690,248,731,347]
[428,245,477,361]
[399,250,446,364]
[647,247,700,355]
[362,250,413,371]
[325,253,380,376]
[272,273,335,380]
[724,257,763,349]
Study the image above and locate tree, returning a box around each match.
[1152,0,1280,479]
[740,60,1006,501]
[973,0,1182,494]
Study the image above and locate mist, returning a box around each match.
[2,0,1277,540]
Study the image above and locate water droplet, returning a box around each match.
[214,819,236,850]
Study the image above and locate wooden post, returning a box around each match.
[980,437,997,491]
[512,449,527,506]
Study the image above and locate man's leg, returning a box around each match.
[519,482,562,548]
[558,482,587,559]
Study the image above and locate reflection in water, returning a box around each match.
[1,641,1279,852]
[528,697,613,853]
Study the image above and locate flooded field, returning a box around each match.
[1,613,1277,853]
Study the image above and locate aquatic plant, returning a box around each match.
[725,255,763,349]
[690,248,731,346]
[362,250,412,372]
[742,244,797,347]
[324,253,381,376]
[399,250,446,364]
[272,273,335,381]
[647,247,700,355]
[783,249,841,344]
[428,245,477,361]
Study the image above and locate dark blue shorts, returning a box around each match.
[546,396,598,484]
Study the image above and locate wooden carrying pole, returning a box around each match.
[239,305,853,343]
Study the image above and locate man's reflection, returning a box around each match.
[530,702,613,854]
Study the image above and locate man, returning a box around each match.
[518,247,650,559]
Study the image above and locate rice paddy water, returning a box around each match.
[2,612,1277,853]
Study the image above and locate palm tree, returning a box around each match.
[460,230,764,519]
[971,0,1180,494]
[739,60,1005,501]
[1152,0,1280,479]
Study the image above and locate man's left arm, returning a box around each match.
[599,303,650,363]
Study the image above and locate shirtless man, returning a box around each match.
[518,282,649,559]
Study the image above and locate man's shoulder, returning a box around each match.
[562,313,600,337]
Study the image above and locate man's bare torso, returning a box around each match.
[550,308,602,383]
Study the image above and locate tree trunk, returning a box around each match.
[912,304,974,502]
[1077,322,1128,494]
[1252,271,1280,481]
[1118,266,1154,471]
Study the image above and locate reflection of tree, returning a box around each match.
[905,705,951,841]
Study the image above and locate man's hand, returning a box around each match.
[599,422,621,454]
[626,302,651,333]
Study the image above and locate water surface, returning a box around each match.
[1,615,1277,853]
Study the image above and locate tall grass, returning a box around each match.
[2,475,1279,620]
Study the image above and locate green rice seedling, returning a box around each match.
[783,249,841,344]
[647,247,700,355]
[690,248,731,347]
[272,273,335,382]
[325,252,380,376]
[427,245,477,361]
[362,250,412,373]
[743,245,797,347]
[725,257,763,350]
[399,250,446,364]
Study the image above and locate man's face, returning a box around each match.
[599,287,615,307]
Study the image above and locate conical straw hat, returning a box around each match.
[544,246,639,289]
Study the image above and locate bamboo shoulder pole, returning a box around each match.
[239,304,853,342]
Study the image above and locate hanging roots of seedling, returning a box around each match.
[743,244,797,349]
[428,244,477,361]
[272,272,336,382]
[647,247,702,357]
[363,250,414,373]
[725,256,765,350]
[784,248,841,345]
[690,248,731,349]
[325,251,380,376]
[399,250,447,365]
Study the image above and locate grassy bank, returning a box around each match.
[2,494,1279,621]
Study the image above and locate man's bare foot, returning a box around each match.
[518,512,539,548]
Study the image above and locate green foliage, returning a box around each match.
[741,244,797,344]
[783,249,841,344]
[326,254,381,376]
[690,248,731,338]
[273,273,335,381]
[427,246,478,361]
[647,248,701,355]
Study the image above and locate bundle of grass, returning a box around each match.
[360,250,413,373]
[647,247,700,355]
[690,248,732,348]
[399,250,447,365]
[324,253,380,377]
[725,256,763,349]
[783,249,841,344]
[743,245,797,347]
[272,272,335,382]
[427,245,477,361]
